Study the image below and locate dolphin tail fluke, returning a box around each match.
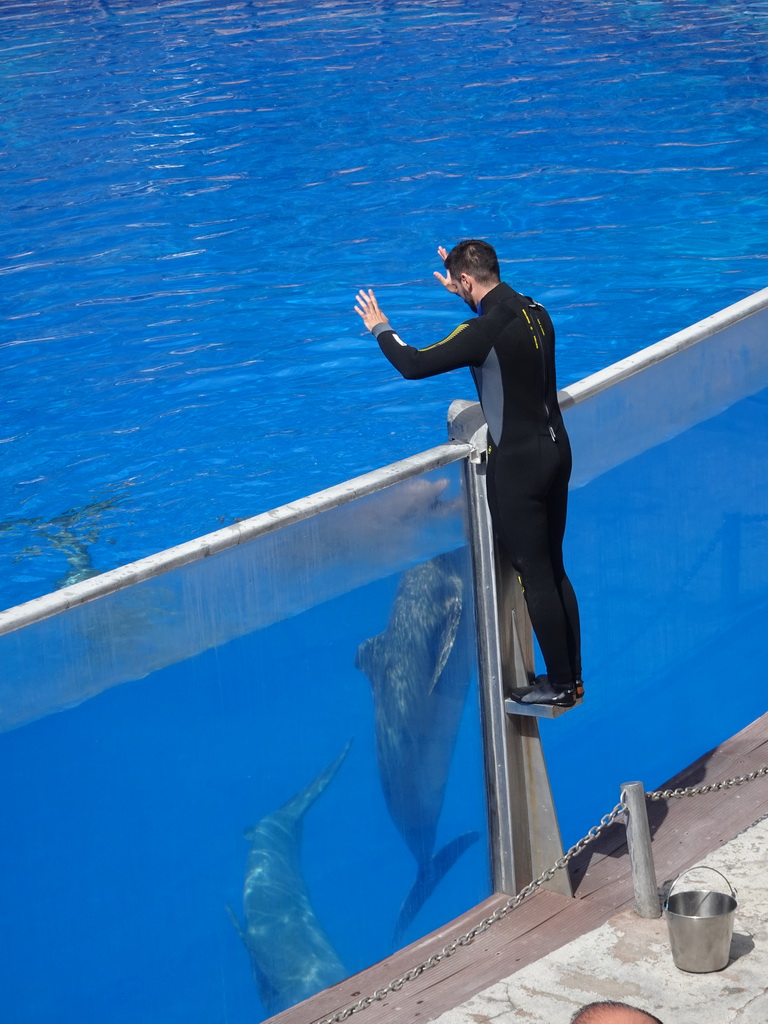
[393,830,480,945]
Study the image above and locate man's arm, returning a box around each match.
[354,286,483,381]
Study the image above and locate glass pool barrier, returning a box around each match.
[545,285,768,844]
[0,288,767,1024]
[0,448,498,1024]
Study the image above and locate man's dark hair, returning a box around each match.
[571,1001,664,1024]
[444,239,500,285]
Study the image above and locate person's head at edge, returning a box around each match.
[443,239,501,312]
[570,1001,664,1024]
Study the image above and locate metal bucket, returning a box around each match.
[664,866,737,973]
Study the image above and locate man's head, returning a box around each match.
[443,239,500,311]
[571,1001,664,1024]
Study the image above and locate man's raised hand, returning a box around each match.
[434,245,458,293]
[354,288,387,330]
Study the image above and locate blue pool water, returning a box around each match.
[2,0,767,609]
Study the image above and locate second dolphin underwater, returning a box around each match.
[355,548,479,942]
[229,743,351,1016]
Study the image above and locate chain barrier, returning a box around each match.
[312,800,626,1024]
[646,764,768,801]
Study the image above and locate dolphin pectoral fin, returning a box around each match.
[429,593,463,694]
[226,904,248,946]
[392,830,480,945]
[354,636,371,674]
[355,632,383,677]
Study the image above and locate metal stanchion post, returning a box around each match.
[622,780,661,918]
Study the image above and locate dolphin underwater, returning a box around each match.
[355,549,479,943]
[228,743,351,1016]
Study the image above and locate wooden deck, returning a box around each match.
[272,712,768,1024]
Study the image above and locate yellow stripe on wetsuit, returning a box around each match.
[521,307,538,348]
[419,322,470,351]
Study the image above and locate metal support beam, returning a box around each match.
[448,400,571,898]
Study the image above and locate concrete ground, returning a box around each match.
[433,815,768,1024]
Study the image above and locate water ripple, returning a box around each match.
[1,0,767,606]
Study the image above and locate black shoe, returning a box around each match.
[509,676,583,708]
[531,674,585,700]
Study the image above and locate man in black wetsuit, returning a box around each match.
[354,239,583,707]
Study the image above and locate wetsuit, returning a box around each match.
[371,281,582,690]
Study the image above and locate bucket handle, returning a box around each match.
[665,865,736,910]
